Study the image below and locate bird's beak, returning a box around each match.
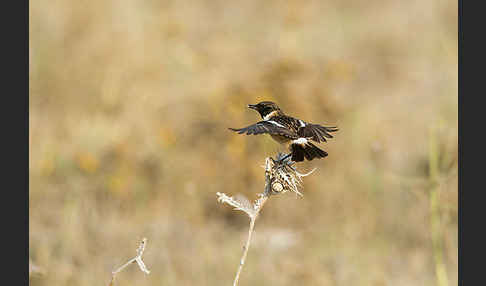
[248,104,258,110]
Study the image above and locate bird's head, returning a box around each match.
[248,101,283,119]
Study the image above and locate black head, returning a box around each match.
[247,101,282,119]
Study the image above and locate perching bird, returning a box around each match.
[228,101,338,162]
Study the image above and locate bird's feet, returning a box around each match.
[272,153,294,167]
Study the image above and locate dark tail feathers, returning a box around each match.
[290,142,328,162]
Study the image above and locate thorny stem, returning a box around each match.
[233,197,268,286]
[232,159,272,286]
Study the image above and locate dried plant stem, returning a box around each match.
[233,196,268,286]
[217,156,312,286]
[109,238,150,286]
[29,258,44,278]
[428,127,449,286]
[231,158,273,286]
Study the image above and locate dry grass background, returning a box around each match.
[29,0,457,285]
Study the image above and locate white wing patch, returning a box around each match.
[292,138,308,145]
[298,120,306,127]
[267,120,285,128]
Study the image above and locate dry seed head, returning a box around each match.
[272,182,284,193]
[266,154,315,197]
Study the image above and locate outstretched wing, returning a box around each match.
[297,122,338,143]
[229,121,298,139]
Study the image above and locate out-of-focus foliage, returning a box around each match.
[29,0,457,285]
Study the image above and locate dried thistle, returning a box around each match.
[268,152,316,197]
[216,153,316,286]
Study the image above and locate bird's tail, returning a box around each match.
[290,141,328,162]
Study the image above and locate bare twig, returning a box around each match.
[109,238,150,286]
[217,154,314,286]
[29,258,45,278]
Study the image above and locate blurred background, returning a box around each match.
[29,0,457,285]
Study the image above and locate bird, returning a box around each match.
[228,101,338,162]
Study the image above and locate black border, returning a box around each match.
[459,0,484,284]
[5,0,29,283]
